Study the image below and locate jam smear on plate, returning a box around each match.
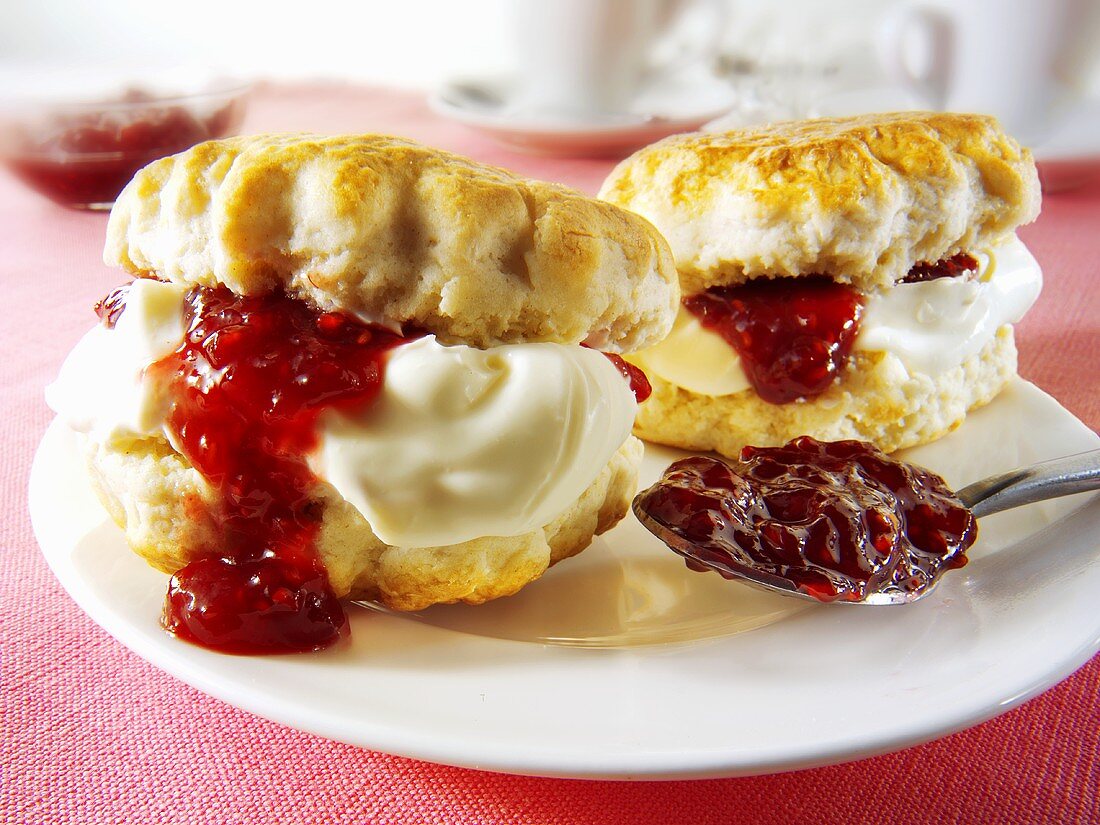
[110,282,418,653]
[634,436,976,603]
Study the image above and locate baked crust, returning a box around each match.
[630,326,1016,456]
[599,112,1040,294]
[105,134,678,351]
[83,432,642,611]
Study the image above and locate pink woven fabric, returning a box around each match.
[3,84,1098,825]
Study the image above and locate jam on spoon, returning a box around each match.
[633,437,977,604]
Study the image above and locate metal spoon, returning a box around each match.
[633,449,1100,606]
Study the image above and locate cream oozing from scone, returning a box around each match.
[630,235,1041,397]
[47,281,638,547]
[854,235,1041,374]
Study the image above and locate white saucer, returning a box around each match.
[429,69,739,156]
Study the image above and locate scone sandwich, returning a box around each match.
[599,112,1042,457]
[47,134,678,653]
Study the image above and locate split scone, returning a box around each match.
[47,134,678,652]
[599,112,1042,457]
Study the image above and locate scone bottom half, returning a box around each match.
[601,112,1042,458]
[52,134,683,655]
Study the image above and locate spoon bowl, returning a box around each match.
[634,447,1100,606]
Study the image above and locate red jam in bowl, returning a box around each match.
[634,436,976,603]
[4,90,245,209]
[104,282,417,653]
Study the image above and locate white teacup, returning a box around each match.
[513,0,727,119]
[877,0,1100,145]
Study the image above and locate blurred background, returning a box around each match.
[4,0,1098,94]
[3,0,1099,206]
[2,0,891,89]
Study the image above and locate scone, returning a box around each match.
[47,134,679,652]
[599,112,1042,456]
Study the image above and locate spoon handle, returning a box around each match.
[956,448,1100,519]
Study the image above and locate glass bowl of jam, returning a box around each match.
[1,79,249,210]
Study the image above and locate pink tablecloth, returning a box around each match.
[4,84,1099,825]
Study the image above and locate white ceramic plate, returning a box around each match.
[30,379,1100,779]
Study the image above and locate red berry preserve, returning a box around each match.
[901,252,979,284]
[105,282,419,653]
[602,352,652,403]
[634,436,977,603]
[681,254,979,404]
[7,95,243,209]
[99,281,645,653]
[684,277,864,404]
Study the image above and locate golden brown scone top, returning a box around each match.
[105,134,679,351]
[599,112,1041,294]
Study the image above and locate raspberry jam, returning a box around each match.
[94,285,130,328]
[684,278,864,404]
[634,437,976,603]
[901,252,979,284]
[682,255,980,404]
[603,352,652,403]
[5,92,244,209]
[115,282,418,653]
